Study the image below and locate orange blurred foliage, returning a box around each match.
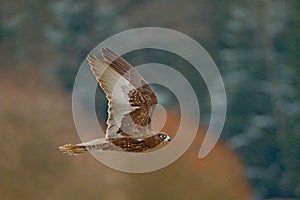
[0,67,251,200]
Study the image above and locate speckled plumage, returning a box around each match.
[59,48,171,155]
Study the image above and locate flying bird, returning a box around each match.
[59,48,171,155]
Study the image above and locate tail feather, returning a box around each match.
[58,138,116,155]
[59,144,88,155]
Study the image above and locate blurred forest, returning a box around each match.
[0,0,299,199]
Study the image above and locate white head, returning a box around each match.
[157,132,171,142]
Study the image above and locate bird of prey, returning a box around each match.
[59,48,171,155]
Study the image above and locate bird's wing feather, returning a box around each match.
[87,48,158,139]
[101,48,158,106]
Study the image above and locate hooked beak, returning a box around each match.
[165,136,171,142]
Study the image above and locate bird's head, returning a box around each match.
[157,132,171,142]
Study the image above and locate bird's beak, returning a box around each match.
[165,136,171,142]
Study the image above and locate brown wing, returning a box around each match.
[87,48,158,139]
[101,48,157,106]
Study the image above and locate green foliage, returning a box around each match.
[212,0,300,198]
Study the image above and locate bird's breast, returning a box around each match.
[110,135,161,152]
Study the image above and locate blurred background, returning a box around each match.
[0,0,299,199]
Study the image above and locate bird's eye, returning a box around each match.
[160,134,166,138]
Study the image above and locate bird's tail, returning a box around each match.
[58,144,88,155]
[59,138,111,155]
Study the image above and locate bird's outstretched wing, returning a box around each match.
[87,48,158,139]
